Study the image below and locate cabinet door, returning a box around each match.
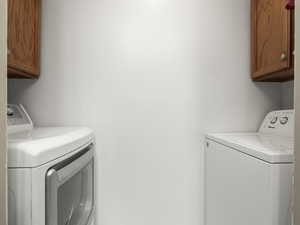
[8,0,41,78]
[251,0,291,80]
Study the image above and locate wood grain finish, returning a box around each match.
[0,0,7,225]
[252,68,293,81]
[251,0,293,82]
[7,0,41,78]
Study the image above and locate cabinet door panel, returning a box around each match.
[8,0,40,77]
[252,0,291,79]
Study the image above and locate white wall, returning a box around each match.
[8,1,282,225]
[281,81,294,109]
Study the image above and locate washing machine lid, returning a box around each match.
[206,133,294,163]
[8,127,94,168]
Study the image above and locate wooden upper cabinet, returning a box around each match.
[251,0,294,82]
[8,0,41,78]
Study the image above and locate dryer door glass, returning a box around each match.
[46,144,94,225]
[57,160,93,225]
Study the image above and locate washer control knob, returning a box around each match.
[270,116,278,124]
[206,142,210,148]
[7,107,14,116]
[280,116,288,125]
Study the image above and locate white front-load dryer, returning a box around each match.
[7,104,95,225]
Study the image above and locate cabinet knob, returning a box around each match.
[280,53,288,61]
[7,49,11,55]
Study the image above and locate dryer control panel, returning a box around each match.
[7,104,33,134]
[259,110,294,137]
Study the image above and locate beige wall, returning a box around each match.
[0,0,7,225]
[295,3,300,225]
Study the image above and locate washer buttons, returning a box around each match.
[280,117,288,125]
[270,117,278,124]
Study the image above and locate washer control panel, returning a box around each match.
[7,104,33,133]
[259,110,294,137]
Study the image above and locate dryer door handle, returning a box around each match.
[46,169,59,225]
[56,148,93,184]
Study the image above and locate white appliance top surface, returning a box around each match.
[206,133,294,163]
[207,110,294,163]
[8,127,94,168]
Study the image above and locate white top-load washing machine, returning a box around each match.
[7,104,95,225]
[205,110,294,225]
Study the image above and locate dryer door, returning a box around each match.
[46,144,94,225]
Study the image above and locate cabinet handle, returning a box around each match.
[280,53,288,61]
[7,49,11,55]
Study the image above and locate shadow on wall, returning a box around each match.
[8,79,36,103]
[280,81,294,109]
